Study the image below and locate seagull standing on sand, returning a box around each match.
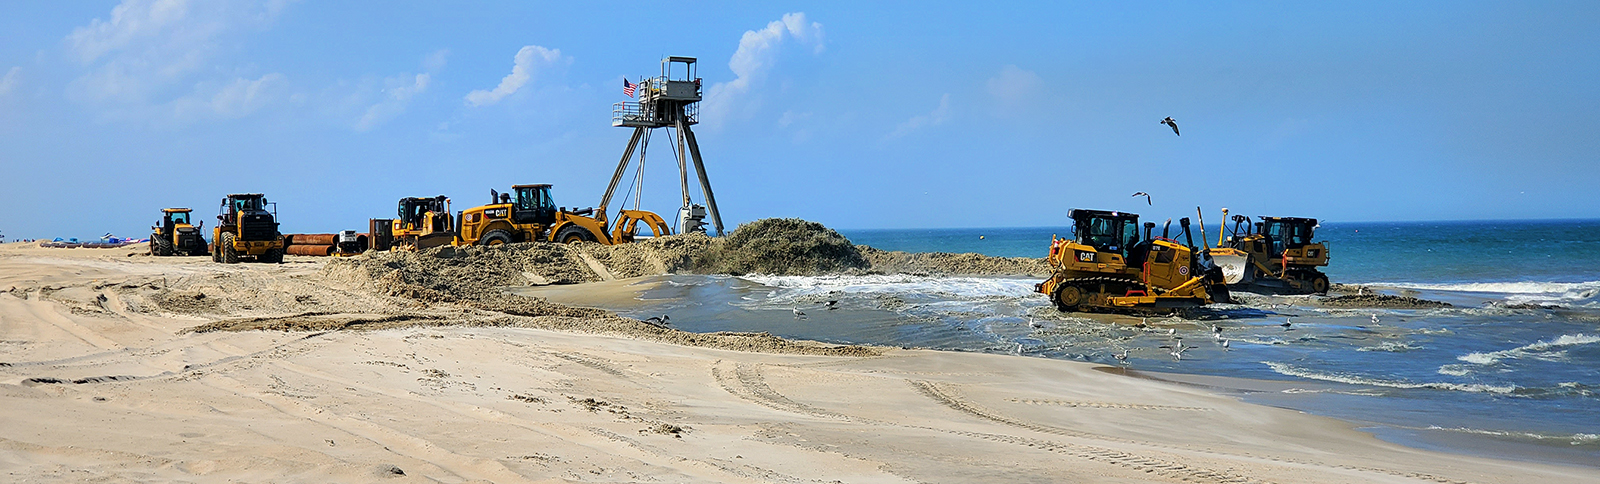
[825,300,839,310]
[1114,349,1131,366]
[1029,317,1043,329]
[1212,324,1224,339]
[1371,314,1380,325]
[792,307,807,320]
[643,315,670,327]
[1132,191,1152,205]
[1160,116,1180,136]
[1281,318,1293,329]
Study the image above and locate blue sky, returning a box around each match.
[2,1,1597,239]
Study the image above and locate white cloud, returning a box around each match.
[986,65,1045,113]
[702,12,825,128]
[422,49,450,72]
[0,67,20,97]
[356,73,431,131]
[465,45,565,107]
[63,0,292,122]
[209,73,287,117]
[888,93,951,139]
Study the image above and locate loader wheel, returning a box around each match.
[480,229,513,246]
[259,247,283,264]
[220,233,240,264]
[555,225,597,244]
[1052,283,1085,312]
[1311,274,1330,295]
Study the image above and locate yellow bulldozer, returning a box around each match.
[455,184,671,246]
[211,193,285,264]
[1205,213,1331,294]
[1036,208,1232,313]
[150,208,208,256]
[391,195,457,250]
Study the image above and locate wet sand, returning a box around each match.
[1,241,1594,482]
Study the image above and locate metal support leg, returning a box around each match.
[673,118,692,208]
[681,124,724,236]
[599,127,646,219]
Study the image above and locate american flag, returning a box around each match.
[622,78,636,98]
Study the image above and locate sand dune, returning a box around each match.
[0,241,1592,482]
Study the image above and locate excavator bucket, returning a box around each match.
[1209,250,1250,285]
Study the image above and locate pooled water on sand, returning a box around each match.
[523,219,1600,467]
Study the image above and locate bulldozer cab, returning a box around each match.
[397,196,450,230]
[1260,217,1317,257]
[511,184,556,226]
[1070,209,1140,257]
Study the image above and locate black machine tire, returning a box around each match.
[220,233,240,264]
[259,246,283,264]
[152,233,174,256]
[555,225,597,244]
[211,240,221,262]
[480,229,513,246]
[1311,273,1330,295]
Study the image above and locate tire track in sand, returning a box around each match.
[712,361,1262,483]
[912,380,1474,484]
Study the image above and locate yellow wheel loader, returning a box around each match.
[150,208,208,256]
[1036,209,1232,314]
[1207,214,1331,295]
[455,184,671,246]
[211,193,285,264]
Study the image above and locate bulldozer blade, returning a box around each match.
[1211,252,1250,284]
[416,232,457,250]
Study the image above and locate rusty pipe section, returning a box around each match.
[285,244,334,256]
[285,233,338,245]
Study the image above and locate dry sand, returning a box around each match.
[1,240,1593,483]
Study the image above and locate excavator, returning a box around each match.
[1206,213,1331,294]
[391,196,456,250]
[454,184,671,246]
[1036,208,1232,314]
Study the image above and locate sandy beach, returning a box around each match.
[1,241,1593,483]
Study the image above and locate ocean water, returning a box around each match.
[530,219,1600,467]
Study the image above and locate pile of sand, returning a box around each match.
[690,218,869,276]
[1318,294,1453,309]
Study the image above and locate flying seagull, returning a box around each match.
[1160,117,1180,136]
[1159,342,1191,360]
[1132,191,1152,205]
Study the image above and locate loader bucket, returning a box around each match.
[1209,251,1250,284]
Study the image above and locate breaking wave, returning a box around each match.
[740,274,1041,300]
[1263,361,1520,395]
[1373,280,1600,304]
[1455,334,1600,366]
